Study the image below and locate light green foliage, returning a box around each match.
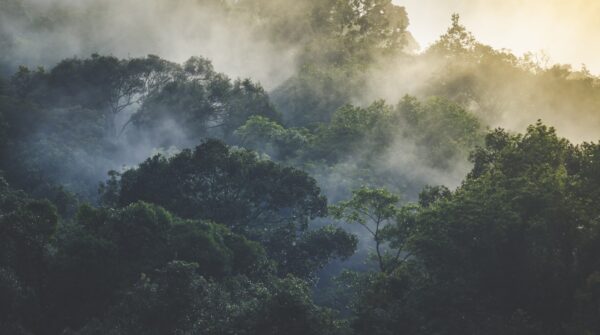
[331,187,400,228]
[241,96,483,197]
[240,0,409,63]
[331,187,408,273]
[235,115,312,159]
[314,100,393,160]
[292,96,482,170]
[423,15,600,137]
[261,0,411,126]
[397,95,483,168]
[428,14,478,55]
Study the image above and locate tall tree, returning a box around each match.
[331,187,409,273]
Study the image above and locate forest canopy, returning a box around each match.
[1,0,600,334]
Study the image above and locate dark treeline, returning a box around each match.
[2,0,600,334]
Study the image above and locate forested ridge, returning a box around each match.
[2,0,600,334]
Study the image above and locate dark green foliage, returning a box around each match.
[132,57,280,143]
[4,105,110,199]
[0,60,125,199]
[0,188,272,334]
[10,54,180,137]
[0,178,58,284]
[79,263,349,335]
[417,185,451,207]
[0,54,283,201]
[275,225,358,279]
[112,139,327,230]
[68,55,175,132]
[351,123,600,334]
[0,177,58,333]
[104,139,356,278]
[2,4,600,334]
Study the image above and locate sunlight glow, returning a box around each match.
[397,0,600,74]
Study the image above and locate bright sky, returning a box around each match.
[395,0,600,74]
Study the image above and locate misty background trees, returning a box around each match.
[1,0,600,334]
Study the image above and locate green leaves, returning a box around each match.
[354,122,600,334]
[235,116,312,160]
[133,58,280,143]
[114,140,327,231]
[45,201,271,333]
[102,139,357,278]
[80,266,349,335]
[331,187,408,273]
[279,225,358,278]
[331,187,400,228]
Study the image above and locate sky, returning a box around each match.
[396,0,600,74]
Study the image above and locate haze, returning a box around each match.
[398,0,600,74]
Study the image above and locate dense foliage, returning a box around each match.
[1,1,600,334]
[101,139,357,278]
[349,124,600,334]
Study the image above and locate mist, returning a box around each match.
[0,0,297,88]
[397,0,600,74]
[1,0,598,267]
[3,1,600,333]
[3,0,599,142]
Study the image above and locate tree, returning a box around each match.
[353,123,600,334]
[110,140,327,232]
[0,177,58,333]
[395,95,483,168]
[330,187,408,273]
[102,139,356,278]
[131,57,281,144]
[79,263,349,335]
[262,0,411,126]
[429,14,477,55]
[235,115,312,160]
[46,201,268,334]
[12,54,179,138]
